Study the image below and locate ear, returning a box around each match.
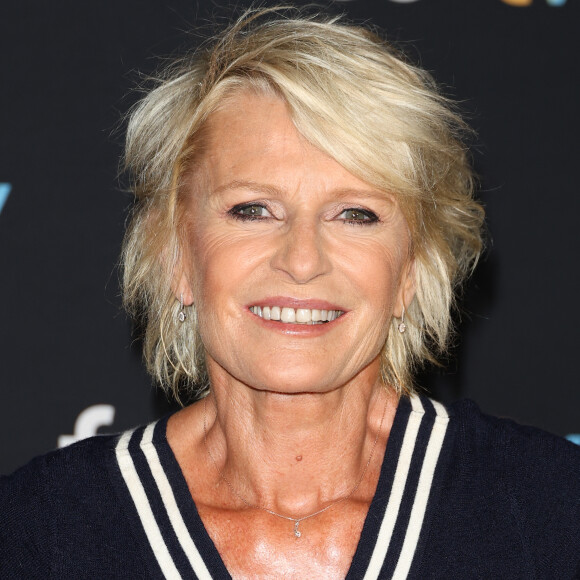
[167,222,195,306]
[172,271,194,306]
[394,258,416,318]
[169,237,194,306]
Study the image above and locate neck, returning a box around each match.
[201,361,398,517]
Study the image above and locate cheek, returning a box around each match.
[335,236,407,309]
[186,225,268,306]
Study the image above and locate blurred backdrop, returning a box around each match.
[1,0,579,475]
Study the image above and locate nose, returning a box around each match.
[269,217,332,284]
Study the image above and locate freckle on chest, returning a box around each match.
[295,455,303,462]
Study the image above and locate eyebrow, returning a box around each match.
[210,179,389,201]
[210,180,281,197]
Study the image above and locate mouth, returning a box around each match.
[249,305,345,325]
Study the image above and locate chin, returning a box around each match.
[247,366,343,396]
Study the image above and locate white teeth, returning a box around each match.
[296,308,311,323]
[250,306,343,324]
[280,307,296,323]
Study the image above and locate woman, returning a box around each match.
[1,7,579,579]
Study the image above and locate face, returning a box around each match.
[179,91,414,394]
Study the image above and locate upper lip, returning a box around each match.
[246,296,347,311]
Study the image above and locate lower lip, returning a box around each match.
[247,310,346,336]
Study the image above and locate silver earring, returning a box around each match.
[398,305,406,334]
[178,293,186,322]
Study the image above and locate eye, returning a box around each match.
[338,208,379,224]
[228,203,272,220]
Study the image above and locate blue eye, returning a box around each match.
[229,203,272,220]
[338,208,378,224]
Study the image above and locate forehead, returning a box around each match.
[203,91,307,166]
[199,90,382,198]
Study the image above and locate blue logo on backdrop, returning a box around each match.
[501,0,567,5]
[0,183,12,215]
[566,434,580,446]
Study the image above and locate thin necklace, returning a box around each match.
[202,394,388,538]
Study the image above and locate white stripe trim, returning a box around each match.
[140,423,214,580]
[391,399,449,579]
[116,429,182,579]
[363,395,425,580]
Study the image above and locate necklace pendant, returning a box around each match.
[294,521,301,538]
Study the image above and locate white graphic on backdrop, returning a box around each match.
[58,404,116,448]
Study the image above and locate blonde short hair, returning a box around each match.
[122,6,484,402]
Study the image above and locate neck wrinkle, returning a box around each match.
[203,379,398,515]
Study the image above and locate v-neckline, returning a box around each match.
[115,394,451,579]
[154,396,413,578]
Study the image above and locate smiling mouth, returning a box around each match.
[249,306,344,325]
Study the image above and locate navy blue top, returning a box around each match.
[1,395,579,579]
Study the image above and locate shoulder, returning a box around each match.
[448,398,580,473]
[444,399,580,574]
[0,432,120,502]
[0,433,131,578]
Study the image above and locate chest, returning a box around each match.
[196,502,370,579]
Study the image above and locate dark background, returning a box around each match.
[1,0,579,475]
